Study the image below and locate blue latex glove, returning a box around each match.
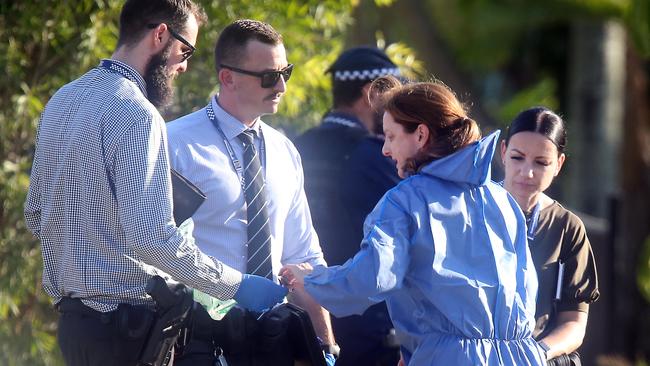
[324,352,336,366]
[233,274,287,312]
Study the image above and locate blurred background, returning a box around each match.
[1,0,648,365]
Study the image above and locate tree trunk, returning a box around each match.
[565,20,626,218]
[615,39,650,361]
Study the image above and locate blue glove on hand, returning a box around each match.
[233,274,287,312]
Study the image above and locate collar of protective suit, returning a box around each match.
[419,130,500,186]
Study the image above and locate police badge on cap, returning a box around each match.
[327,46,401,82]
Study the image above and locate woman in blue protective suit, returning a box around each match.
[280,76,547,365]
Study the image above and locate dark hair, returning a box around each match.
[117,0,207,48]
[504,107,567,154]
[332,79,368,108]
[378,76,482,175]
[214,19,283,73]
[328,46,398,107]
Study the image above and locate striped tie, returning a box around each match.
[238,130,273,279]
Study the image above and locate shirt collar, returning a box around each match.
[98,59,147,97]
[322,111,366,130]
[210,96,262,140]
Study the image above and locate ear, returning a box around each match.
[555,153,566,176]
[361,83,373,106]
[149,23,169,52]
[500,140,507,165]
[416,124,429,149]
[218,68,235,90]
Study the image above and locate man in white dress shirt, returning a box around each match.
[167,19,336,364]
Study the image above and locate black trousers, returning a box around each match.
[57,299,150,366]
[333,302,400,366]
[174,303,216,366]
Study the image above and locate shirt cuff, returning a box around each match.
[205,259,243,301]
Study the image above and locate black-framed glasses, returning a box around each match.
[220,63,294,88]
[147,23,195,62]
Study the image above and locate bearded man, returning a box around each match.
[24,2,285,365]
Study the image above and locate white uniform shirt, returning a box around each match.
[167,97,326,280]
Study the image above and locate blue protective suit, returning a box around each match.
[304,131,546,365]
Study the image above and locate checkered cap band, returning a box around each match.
[333,67,401,81]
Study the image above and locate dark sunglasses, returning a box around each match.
[220,63,294,88]
[147,23,195,62]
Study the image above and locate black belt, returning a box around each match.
[57,298,115,324]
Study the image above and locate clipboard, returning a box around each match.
[170,168,206,224]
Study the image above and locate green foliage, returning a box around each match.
[374,0,396,6]
[627,0,650,57]
[376,32,427,81]
[496,78,559,128]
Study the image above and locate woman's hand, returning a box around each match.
[279,262,314,291]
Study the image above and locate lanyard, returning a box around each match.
[98,59,146,96]
[205,100,266,189]
[526,201,542,241]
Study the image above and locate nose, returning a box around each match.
[176,60,188,74]
[521,165,534,178]
[382,141,390,157]
[274,74,287,93]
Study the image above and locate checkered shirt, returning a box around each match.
[24,59,242,312]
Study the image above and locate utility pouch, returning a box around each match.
[138,276,194,366]
[212,303,326,366]
[113,304,155,361]
[212,306,259,365]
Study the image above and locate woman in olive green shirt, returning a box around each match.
[501,107,600,364]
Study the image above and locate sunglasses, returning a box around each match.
[147,23,195,62]
[220,63,294,88]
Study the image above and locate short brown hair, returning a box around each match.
[214,19,283,73]
[377,76,482,175]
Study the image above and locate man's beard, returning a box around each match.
[144,42,174,109]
